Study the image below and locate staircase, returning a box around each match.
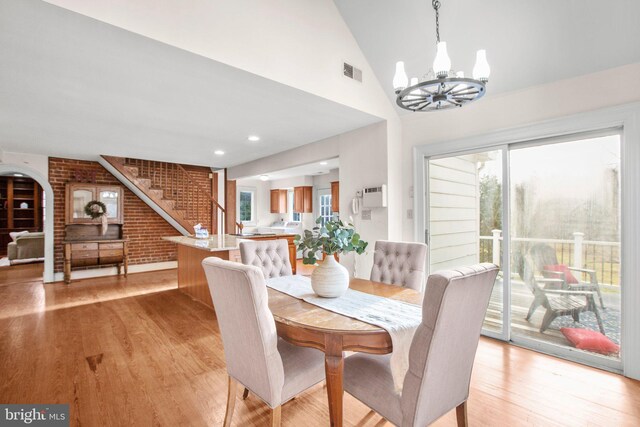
[101,156,241,235]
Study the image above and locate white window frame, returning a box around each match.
[413,102,640,381]
[287,190,301,222]
[237,186,257,226]
[318,188,332,225]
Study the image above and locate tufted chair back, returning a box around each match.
[370,240,428,291]
[239,239,293,280]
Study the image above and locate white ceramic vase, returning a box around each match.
[311,254,349,298]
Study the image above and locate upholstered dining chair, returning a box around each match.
[239,239,293,279]
[370,240,428,291]
[201,257,325,426]
[345,263,499,427]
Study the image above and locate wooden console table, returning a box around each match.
[63,238,128,284]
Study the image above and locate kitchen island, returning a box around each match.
[163,234,297,308]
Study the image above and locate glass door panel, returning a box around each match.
[427,150,505,335]
[509,134,621,361]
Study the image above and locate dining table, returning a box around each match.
[267,277,424,427]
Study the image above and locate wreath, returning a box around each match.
[84,200,107,219]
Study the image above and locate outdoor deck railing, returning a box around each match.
[479,230,620,286]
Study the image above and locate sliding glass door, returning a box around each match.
[425,131,622,368]
[509,134,621,365]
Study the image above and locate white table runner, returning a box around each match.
[266,275,422,392]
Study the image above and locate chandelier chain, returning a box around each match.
[432,0,441,43]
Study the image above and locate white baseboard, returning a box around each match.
[52,261,177,283]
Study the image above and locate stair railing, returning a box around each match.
[122,158,242,235]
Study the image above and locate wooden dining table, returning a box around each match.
[267,277,423,427]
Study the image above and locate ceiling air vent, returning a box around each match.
[343,62,362,82]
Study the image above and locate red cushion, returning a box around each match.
[543,264,579,284]
[561,328,619,355]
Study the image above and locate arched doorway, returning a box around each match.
[0,164,54,283]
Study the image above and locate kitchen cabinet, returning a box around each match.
[331,181,339,212]
[270,189,288,213]
[293,186,313,213]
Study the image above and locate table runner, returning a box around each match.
[266,275,422,392]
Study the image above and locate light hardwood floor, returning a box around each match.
[0,264,639,426]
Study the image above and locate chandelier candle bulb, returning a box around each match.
[393,61,409,92]
[433,41,451,78]
[392,0,489,111]
[473,49,491,82]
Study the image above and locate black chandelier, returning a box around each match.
[393,0,491,112]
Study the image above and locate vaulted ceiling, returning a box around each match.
[334,0,640,112]
[0,0,381,167]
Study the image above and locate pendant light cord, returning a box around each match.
[432,0,441,43]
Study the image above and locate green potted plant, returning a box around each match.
[295,218,368,297]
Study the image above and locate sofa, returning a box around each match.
[7,232,45,261]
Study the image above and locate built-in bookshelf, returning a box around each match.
[0,176,44,256]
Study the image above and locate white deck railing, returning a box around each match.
[479,230,621,286]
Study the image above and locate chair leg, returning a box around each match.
[456,401,468,427]
[525,300,539,321]
[593,307,606,334]
[540,309,556,333]
[596,287,605,309]
[242,388,249,400]
[572,310,580,323]
[270,406,281,427]
[224,376,237,427]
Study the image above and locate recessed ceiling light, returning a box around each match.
[259,175,269,181]
[248,135,260,142]
[214,150,225,156]
[319,161,328,165]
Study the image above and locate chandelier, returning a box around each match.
[393,0,491,112]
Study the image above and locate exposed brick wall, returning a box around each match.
[49,158,212,273]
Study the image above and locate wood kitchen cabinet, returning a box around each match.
[293,186,313,213]
[331,181,339,212]
[270,189,288,214]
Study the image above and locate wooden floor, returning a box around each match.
[1,264,639,426]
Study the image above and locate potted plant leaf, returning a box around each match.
[294,218,368,297]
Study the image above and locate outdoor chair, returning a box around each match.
[524,245,605,334]
[532,244,605,308]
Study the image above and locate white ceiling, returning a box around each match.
[252,157,340,182]
[0,0,380,167]
[334,0,640,113]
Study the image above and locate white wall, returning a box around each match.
[312,168,339,190]
[338,122,389,277]
[402,63,640,241]
[0,151,48,177]
[44,0,398,123]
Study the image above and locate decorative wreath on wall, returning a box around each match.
[84,200,107,219]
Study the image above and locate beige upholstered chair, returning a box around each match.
[345,263,499,427]
[239,239,293,279]
[201,257,325,426]
[370,240,428,291]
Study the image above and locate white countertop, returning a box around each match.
[162,234,296,252]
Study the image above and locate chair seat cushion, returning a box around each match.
[561,327,620,355]
[344,353,403,425]
[544,264,579,284]
[278,338,325,403]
